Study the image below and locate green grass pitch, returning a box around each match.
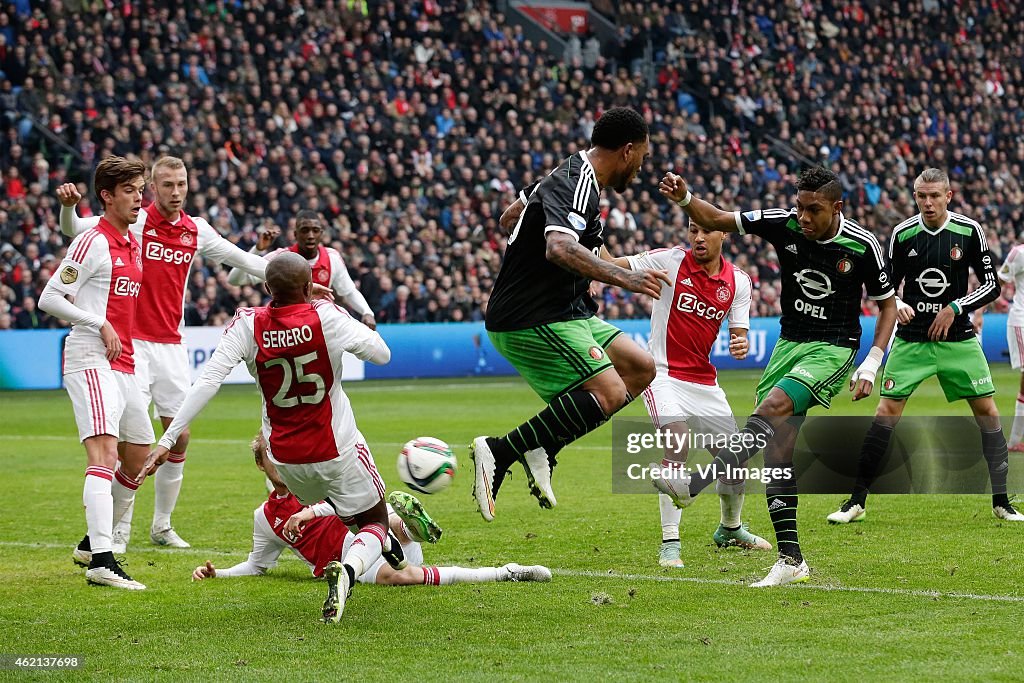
[2,367,1024,680]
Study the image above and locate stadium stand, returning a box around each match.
[0,0,1021,330]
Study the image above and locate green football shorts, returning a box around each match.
[489,318,622,403]
[755,339,857,414]
[879,337,994,402]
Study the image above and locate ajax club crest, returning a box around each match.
[716,285,731,302]
[180,231,194,246]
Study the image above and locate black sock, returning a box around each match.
[851,421,894,506]
[89,550,114,569]
[494,390,608,469]
[689,415,775,496]
[981,428,1010,508]
[766,466,801,563]
[662,538,679,544]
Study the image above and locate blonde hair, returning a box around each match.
[251,432,267,467]
[151,155,186,181]
[914,167,949,190]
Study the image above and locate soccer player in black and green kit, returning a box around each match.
[658,166,898,586]
[828,168,1024,524]
[471,108,671,522]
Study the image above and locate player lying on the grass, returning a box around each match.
[659,166,898,587]
[828,168,1023,524]
[603,219,771,567]
[141,252,400,623]
[42,157,156,591]
[472,107,671,522]
[997,240,1024,452]
[192,435,551,586]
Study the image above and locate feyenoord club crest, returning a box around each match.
[716,285,731,302]
[837,258,853,274]
[317,269,329,283]
[180,231,194,246]
[950,245,963,260]
[884,378,895,390]
[588,346,604,360]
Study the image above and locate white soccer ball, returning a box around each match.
[397,437,457,494]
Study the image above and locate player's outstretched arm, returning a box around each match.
[851,295,898,400]
[658,173,739,233]
[546,232,670,298]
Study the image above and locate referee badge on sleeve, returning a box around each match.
[60,265,79,284]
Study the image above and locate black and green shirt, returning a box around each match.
[486,152,605,332]
[736,208,894,348]
[889,211,998,343]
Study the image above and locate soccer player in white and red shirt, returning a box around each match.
[39,156,155,590]
[58,156,271,550]
[998,243,1024,451]
[190,434,551,587]
[143,252,393,623]
[227,209,376,329]
[606,219,772,568]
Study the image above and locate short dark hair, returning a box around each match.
[295,209,321,224]
[591,107,649,150]
[796,166,842,202]
[94,156,146,208]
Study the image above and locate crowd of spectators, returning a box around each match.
[1,0,1023,331]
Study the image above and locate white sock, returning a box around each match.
[153,453,185,530]
[659,493,681,541]
[84,467,114,554]
[342,523,386,579]
[1011,397,1024,445]
[112,467,141,532]
[716,479,745,528]
[114,496,134,535]
[424,566,501,585]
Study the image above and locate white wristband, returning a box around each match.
[676,191,692,207]
[855,346,885,383]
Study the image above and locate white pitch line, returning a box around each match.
[554,568,1024,603]
[5,541,1023,604]
[0,434,610,451]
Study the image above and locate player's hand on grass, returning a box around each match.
[138,445,170,482]
[310,284,334,301]
[193,561,217,581]
[658,172,688,204]
[361,313,377,330]
[99,321,122,361]
[256,225,280,252]
[622,269,671,298]
[56,183,82,207]
[729,334,749,360]
[928,305,956,341]
[895,298,915,324]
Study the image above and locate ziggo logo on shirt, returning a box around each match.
[676,292,727,321]
[145,242,194,265]
[114,277,141,297]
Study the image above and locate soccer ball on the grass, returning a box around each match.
[397,437,457,494]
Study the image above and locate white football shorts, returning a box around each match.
[134,340,191,417]
[64,367,155,444]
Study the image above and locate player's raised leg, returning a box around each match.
[473,319,648,520]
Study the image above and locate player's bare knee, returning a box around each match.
[755,390,793,418]
[874,399,904,426]
[592,384,627,415]
[174,427,191,453]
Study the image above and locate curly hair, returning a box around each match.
[796,165,842,202]
[590,107,649,150]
